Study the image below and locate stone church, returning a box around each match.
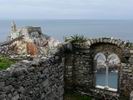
[1,21,60,57]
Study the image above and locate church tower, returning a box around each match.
[11,21,17,32]
[10,21,19,40]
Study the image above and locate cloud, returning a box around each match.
[0,0,133,19]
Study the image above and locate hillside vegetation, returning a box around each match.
[0,55,15,70]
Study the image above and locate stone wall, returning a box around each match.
[0,51,64,100]
[120,49,133,100]
[64,45,93,92]
[0,37,133,100]
[64,38,133,100]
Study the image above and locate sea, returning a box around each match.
[96,72,118,89]
[0,20,133,42]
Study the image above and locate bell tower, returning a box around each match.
[11,21,17,32]
[10,21,19,40]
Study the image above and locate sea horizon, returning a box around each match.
[0,19,133,42]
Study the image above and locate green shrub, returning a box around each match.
[0,55,15,70]
[65,34,87,44]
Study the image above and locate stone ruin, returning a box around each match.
[0,21,60,57]
[64,37,133,100]
[0,31,133,99]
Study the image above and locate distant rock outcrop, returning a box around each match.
[0,21,60,57]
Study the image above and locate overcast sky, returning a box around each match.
[0,0,133,19]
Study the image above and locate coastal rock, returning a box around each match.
[0,22,60,57]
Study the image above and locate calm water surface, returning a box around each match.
[0,20,133,42]
[96,72,118,89]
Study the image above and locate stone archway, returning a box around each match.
[87,38,129,100]
[65,37,132,100]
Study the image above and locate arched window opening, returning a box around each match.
[94,53,120,92]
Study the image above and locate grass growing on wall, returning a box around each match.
[64,92,92,100]
[0,55,15,70]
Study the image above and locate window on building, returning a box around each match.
[30,32,40,39]
[94,52,120,92]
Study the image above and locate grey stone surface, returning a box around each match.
[0,52,64,100]
[130,91,133,100]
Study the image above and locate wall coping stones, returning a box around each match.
[65,37,129,50]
